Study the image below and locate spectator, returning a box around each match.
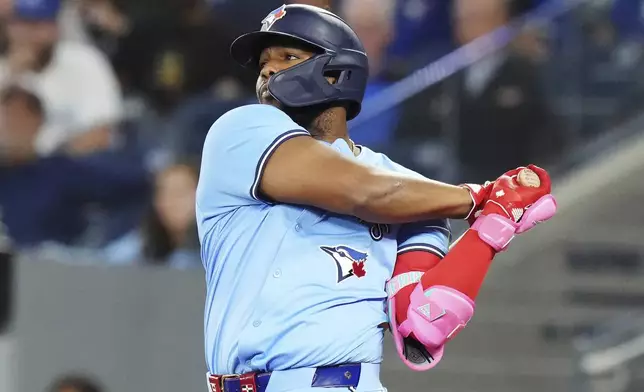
[387,0,454,66]
[395,0,562,183]
[0,0,9,56]
[0,83,42,164]
[109,0,252,115]
[612,0,644,40]
[0,0,124,157]
[103,160,200,269]
[0,0,9,16]
[340,0,400,150]
[0,83,149,248]
[57,0,94,44]
[48,373,103,392]
[58,0,130,55]
[609,0,644,117]
[209,0,283,39]
[340,0,393,78]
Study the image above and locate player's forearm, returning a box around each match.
[353,170,473,224]
[449,230,468,250]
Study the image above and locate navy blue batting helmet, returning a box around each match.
[230,4,369,120]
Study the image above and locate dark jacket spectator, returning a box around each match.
[0,84,149,248]
[395,0,563,182]
[109,0,254,114]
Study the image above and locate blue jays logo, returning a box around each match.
[261,4,287,31]
[320,245,368,283]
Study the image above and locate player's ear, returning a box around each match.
[323,70,340,85]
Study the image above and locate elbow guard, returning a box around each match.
[387,274,475,371]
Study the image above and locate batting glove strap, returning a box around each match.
[472,194,558,251]
[471,213,517,252]
[461,182,493,222]
[461,185,479,221]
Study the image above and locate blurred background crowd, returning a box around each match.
[0,0,642,268]
[1,0,644,390]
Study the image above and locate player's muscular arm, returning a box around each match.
[261,136,472,224]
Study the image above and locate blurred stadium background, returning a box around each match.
[0,0,644,391]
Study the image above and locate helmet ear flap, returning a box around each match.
[267,52,366,120]
[318,69,361,119]
[268,53,339,108]
[324,50,369,120]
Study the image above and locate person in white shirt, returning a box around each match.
[0,0,123,156]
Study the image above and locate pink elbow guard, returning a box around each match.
[387,274,475,371]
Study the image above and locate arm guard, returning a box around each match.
[387,273,475,371]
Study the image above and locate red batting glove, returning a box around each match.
[460,181,493,225]
[480,164,552,222]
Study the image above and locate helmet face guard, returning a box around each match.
[230,4,369,120]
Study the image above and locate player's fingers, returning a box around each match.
[527,164,552,193]
[504,167,526,178]
[495,167,524,190]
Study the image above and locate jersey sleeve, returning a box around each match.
[397,219,451,258]
[196,104,310,218]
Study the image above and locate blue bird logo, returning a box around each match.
[320,245,368,283]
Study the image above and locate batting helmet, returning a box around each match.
[230,4,369,120]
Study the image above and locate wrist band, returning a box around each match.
[471,213,517,252]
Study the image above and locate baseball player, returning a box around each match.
[196,4,557,392]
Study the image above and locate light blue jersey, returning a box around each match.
[196,104,450,375]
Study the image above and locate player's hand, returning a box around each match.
[460,181,493,225]
[479,164,552,223]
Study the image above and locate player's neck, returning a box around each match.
[314,128,356,156]
[313,126,349,146]
[308,107,357,155]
